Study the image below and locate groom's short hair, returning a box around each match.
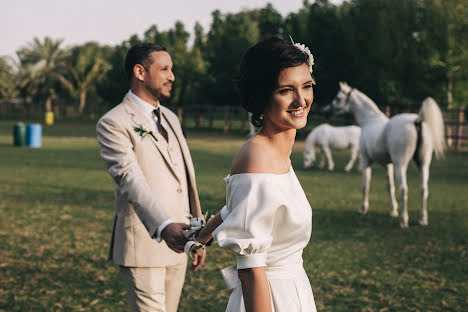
[125,43,167,80]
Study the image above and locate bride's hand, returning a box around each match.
[191,248,206,272]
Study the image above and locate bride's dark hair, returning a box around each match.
[237,37,309,127]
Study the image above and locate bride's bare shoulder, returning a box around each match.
[230,136,276,175]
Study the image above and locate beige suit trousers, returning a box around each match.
[120,257,187,312]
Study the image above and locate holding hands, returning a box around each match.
[162,211,224,272]
[184,211,224,271]
[161,218,210,272]
[185,211,225,271]
[161,222,191,253]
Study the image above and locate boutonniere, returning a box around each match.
[133,124,158,141]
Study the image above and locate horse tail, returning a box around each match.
[418,97,446,159]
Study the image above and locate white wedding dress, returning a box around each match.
[213,167,317,312]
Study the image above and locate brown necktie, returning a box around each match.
[154,108,168,142]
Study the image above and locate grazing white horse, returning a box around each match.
[329,82,445,228]
[303,124,361,171]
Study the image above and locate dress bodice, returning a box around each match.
[213,167,312,269]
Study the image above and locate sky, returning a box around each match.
[1,0,343,58]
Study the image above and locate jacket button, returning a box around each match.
[177,188,182,193]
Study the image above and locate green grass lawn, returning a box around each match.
[0,120,466,312]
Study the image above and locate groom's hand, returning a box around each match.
[161,222,190,253]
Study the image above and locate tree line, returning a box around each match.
[0,0,466,116]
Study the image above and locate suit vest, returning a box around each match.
[159,115,190,222]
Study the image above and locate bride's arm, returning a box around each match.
[195,211,223,244]
[188,211,223,272]
[238,267,272,312]
[196,212,272,312]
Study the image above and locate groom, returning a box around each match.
[97,43,205,312]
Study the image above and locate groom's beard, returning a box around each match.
[159,82,172,100]
[144,83,172,102]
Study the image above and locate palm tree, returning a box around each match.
[59,42,111,114]
[16,37,67,112]
[0,56,18,99]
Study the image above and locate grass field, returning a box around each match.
[0,120,466,312]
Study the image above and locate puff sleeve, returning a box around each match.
[213,175,280,270]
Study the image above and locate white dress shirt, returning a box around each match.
[128,90,174,242]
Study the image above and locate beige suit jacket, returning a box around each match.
[96,94,201,267]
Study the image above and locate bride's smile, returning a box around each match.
[287,107,305,116]
[264,63,314,131]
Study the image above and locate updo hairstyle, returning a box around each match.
[238,37,309,127]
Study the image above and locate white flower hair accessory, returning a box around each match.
[289,36,315,84]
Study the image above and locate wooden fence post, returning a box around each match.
[195,107,202,128]
[53,106,60,119]
[224,106,231,133]
[385,106,391,117]
[240,110,246,133]
[456,107,464,151]
[0,102,5,118]
[444,110,452,148]
[208,107,214,129]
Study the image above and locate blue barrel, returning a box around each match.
[26,124,42,148]
[13,122,27,146]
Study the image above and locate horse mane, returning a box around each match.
[354,90,379,111]
[354,89,387,119]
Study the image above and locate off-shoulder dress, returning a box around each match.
[213,167,317,312]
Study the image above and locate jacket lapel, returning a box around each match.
[123,95,179,180]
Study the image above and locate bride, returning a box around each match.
[194,37,318,312]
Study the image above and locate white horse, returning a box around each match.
[303,124,361,171]
[329,82,445,228]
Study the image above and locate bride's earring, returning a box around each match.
[259,114,264,120]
